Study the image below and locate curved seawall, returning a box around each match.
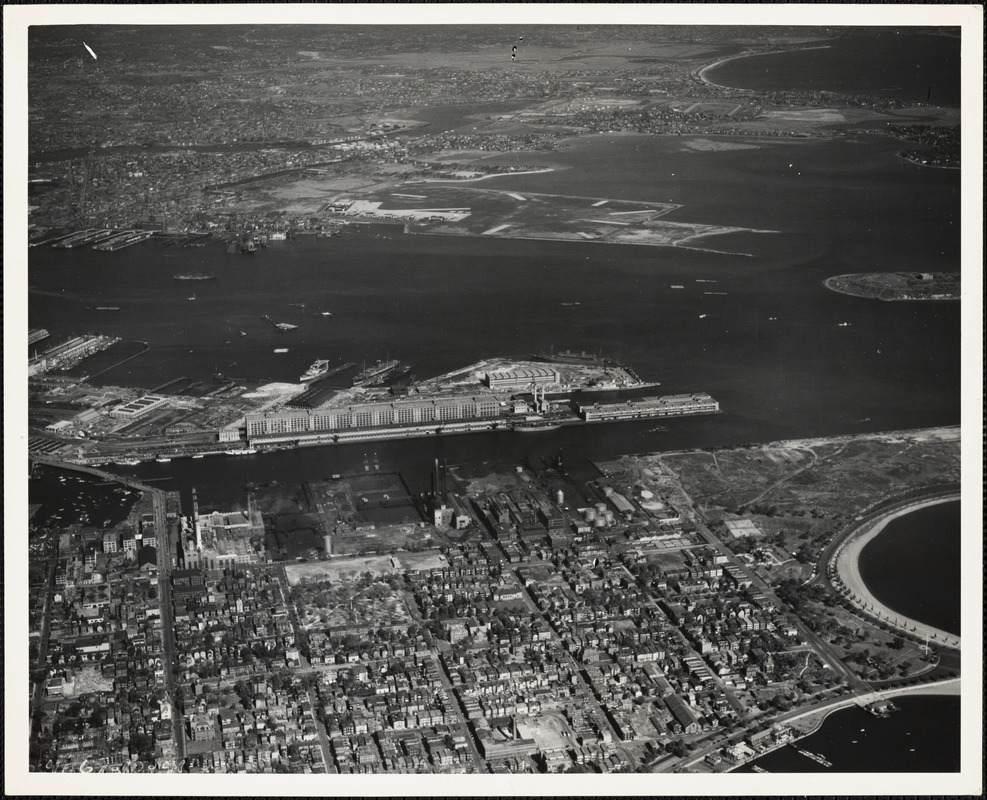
[830,495,961,648]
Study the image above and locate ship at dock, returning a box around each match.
[532,347,621,366]
[300,359,330,382]
[352,359,400,386]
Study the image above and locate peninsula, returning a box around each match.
[824,272,960,301]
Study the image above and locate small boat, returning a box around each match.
[273,348,289,354]
[670,285,684,289]
[240,331,247,337]
[698,314,707,319]
[156,457,172,463]
[191,454,205,459]
[838,322,852,327]
[187,294,196,301]
[321,311,333,316]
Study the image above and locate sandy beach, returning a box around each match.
[832,495,961,648]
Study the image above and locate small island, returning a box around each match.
[824,272,960,301]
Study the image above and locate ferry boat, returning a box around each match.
[224,447,258,456]
[300,359,330,382]
[115,458,141,466]
[155,456,172,463]
[173,273,216,281]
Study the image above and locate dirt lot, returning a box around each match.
[652,427,960,518]
[284,554,400,586]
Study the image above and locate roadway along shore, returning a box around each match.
[712,678,962,773]
[832,494,961,648]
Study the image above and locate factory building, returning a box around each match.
[245,394,503,442]
[108,394,170,420]
[578,393,719,422]
[485,367,560,391]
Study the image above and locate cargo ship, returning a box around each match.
[532,348,620,366]
[513,418,563,432]
[173,273,216,281]
[300,359,330,382]
[352,359,400,386]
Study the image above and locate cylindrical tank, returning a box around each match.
[594,516,607,528]
[584,508,597,521]
[595,502,607,514]
[323,534,332,555]
[640,489,654,500]
[516,465,523,473]
[604,510,615,525]
[556,489,565,505]
[603,486,614,497]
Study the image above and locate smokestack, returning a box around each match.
[192,488,202,551]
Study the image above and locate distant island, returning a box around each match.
[824,272,960,301]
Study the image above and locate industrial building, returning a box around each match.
[108,394,170,420]
[578,393,719,422]
[181,489,265,572]
[485,367,560,391]
[245,394,503,442]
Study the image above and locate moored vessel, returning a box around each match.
[300,359,330,382]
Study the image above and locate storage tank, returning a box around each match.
[584,508,597,522]
[556,489,565,506]
[594,516,607,528]
[604,510,615,525]
[595,502,607,514]
[603,486,614,497]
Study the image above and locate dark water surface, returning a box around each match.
[859,500,961,636]
[737,694,961,773]
[705,32,961,107]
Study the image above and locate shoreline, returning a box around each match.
[831,495,961,647]
[696,45,834,91]
[722,678,961,772]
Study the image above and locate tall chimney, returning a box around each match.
[192,488,202,551]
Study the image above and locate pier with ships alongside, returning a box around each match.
[30,350,719,463]
[241,357,719,450]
